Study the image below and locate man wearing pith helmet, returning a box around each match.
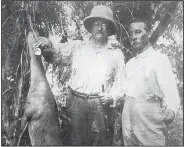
[32,5,126,145]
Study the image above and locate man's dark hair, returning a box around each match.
[129,18,152,32]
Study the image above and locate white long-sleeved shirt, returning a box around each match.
[51,39,126,106]
[125,45,180,114]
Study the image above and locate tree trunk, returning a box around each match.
[150,1,179,45]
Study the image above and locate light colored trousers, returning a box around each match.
[122,97,166,145]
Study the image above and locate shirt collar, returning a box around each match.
[135,44,154,59]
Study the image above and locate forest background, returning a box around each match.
[1,1,183,146]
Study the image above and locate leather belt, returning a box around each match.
[68,86,103,100]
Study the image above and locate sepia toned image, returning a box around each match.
[1,1,183,146]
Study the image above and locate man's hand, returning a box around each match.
[33,37,53,51]
[99,93,113,106]
[163,109,175,125]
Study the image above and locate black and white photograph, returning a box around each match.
[1,1,183,146]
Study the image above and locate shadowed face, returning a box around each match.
[129,21,149,51]
[91,18,108,42]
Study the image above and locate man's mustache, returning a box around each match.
[131,39,141,45]
[95,31,105,35]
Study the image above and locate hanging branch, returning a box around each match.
[115,14,134,58]
[2,9,27,29]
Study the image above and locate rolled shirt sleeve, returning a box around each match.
[108,49,126,107]
[155,53,180,114]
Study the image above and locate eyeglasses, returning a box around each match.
[92,22,108,29]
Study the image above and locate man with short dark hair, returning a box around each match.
[33,5,125,145]
[122,18,180,145]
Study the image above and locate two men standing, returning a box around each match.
[32,4,180,146]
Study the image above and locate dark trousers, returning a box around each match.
[67,91,107,145]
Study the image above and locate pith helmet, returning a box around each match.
[83,5,118,36]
